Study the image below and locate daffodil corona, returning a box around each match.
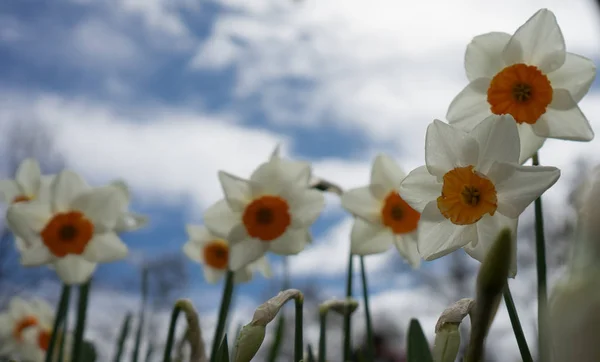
[203,146,325,271]
[399,115,560,274]
[341,154,421,267]
[183,224,272,283]
[446,9,596,163]
[6,170,130,284]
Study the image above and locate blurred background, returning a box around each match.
[0,0,599,360]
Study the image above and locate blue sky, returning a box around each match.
[2,0,600,359]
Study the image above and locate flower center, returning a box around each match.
[437,166,498,225]
[487,63,553,124]
[203,240,229,269]
[380,191,420,234]
[12,194,32,203]
[38,329,51,351]
[13,316,38,341]
[242,195,291,241]
[41,211,94,257]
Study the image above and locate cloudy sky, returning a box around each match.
[1,0,600,360]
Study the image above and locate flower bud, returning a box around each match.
[318,298,359,317]
[433,298,474,362]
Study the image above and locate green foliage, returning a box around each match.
[407,319,433,362]
[113,313,133,362]
[81,340,98,362]
[215,334,230,362]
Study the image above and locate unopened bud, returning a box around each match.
[233,324,266,362]
[318,298,359,316]
[251,289,302,326]
[433,299,474,362]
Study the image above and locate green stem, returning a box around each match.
[45,285,71,362]
[72,281,91,362]
[318,311,327,362]
[359,256,374,361]
[57,297,69,362]
[294,294,304,362]
[210,270,235,362]
[532,152,548,362]
[503,286,533,362]
[133,267,149,362]
[162,304,183,362]
[343,252,353,362]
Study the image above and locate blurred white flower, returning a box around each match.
[341,154,421,267]
[447,9,596,163]
[183,224,272,283]
[0,297,53,357]
[399,115,559,275]
[6,170,129,284]
[0,158,47,205]
[108,180,148,233]
[204,146,325,271]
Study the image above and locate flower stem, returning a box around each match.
[57,297,69,362]
[210,270,235,362]
[72,281,91,362]
[294,294,304,362]
[343,252,354,362]
[162,303,183,362]
[318,310,328,362]
[359,256,374,361]
[503,285,533,362]
[532,152,548,362]
[45,285,71,362]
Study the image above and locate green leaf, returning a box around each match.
[306,344,316,362]
[407,319,433,362]
[215,333,230,362]
[133,267,150,362]
[80,340,98,362]
[112,313,133,362]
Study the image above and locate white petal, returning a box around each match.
[393,231,421,268]
[82,233,128,263]
[533,94,594,141]
[269,228,309,255]
[15,158,41,196]
[0,180,21,203]
[398,166,442,213]
[53,255,97,285]
[370,154,406,192]
[229,238,268,271]
[204,267,225,284]
[417,202,478,260]
[503,9,566,73]
[465,32,511,81]
[183,239,205,263]
[109,180,131,203]
[517,124,546,164]
[37,175,55,204]
[115,212,148,233]
[203,199,240,239]
[6,201,51,240]
[470,115,520,173]
[233,267,254,284]
[290,189,325,228]
[71,187,123,232]
[218,171,253,212]
[350,218,394,255]
[469,213,518,277]
[487,161,560,218]
[446,78,491,129]
[52,171,89,212]
[186,224,212,242]
[548,53,596,103]
[340,187,381,224]
[14,236,29,252]
[425,120,480,179]
[20,244,53,266]
[251,256,272,278]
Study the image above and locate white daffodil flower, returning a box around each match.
[183,224,272,284]
[447,8,596,163]
[6,170,129,285]
[340,154,421,268]
[0,297,54,357]
[399,115,560,275]
[0,158,48,205]
[204,147,325,271]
